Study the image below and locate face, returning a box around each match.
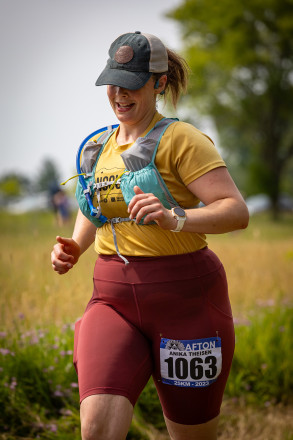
[107,76,166,127]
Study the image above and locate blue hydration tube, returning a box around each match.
[76,124,119,223]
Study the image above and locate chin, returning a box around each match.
[116,114,134,124]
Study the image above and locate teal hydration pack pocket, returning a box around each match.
[75,176,105,228]
[121,163,177,211]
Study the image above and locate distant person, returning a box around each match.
[51,31,249,440]
[49,184,70,226]
[52,189,70,226]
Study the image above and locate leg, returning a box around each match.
[74,303,153,439]
[164,414,219,440]
[80,394,133,440]
[139,250,234,428]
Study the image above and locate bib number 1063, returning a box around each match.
[164,355,217,380]
[160,337,222,388]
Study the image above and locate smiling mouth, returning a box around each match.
[116,103,134,112]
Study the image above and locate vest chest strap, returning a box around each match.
[108,217,134,265]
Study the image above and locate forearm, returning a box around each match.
[181,197,249,234]
[72,209,97,255]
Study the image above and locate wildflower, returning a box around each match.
[10,378,17,390]
[0,348,11,356]
[18,313,25,320]
[233,317,251,326]
[30,335,40,345]
[62,323,70,333]
[60,408,73,416]
[59,349,73,356]
[47,423,58,433]
[54,390,64,397]
[70,382,79,388]
[43,366,55,373]
[261,363,268,370]
[0,332,7,338]
[21,331,33,339]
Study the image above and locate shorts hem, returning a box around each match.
[79,387,135,407]
[163,409,221,426]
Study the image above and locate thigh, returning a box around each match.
[149,260,235,425]
[74,302,153,406]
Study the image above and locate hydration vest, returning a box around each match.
[75,117,180,263]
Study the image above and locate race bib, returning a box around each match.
[160,336,222,388]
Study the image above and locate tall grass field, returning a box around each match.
[0,210,292,439]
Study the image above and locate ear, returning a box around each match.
[154,74,167,95]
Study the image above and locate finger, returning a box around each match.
[51,251,73,267]
[133,186,144,195]
[51,259,73,273]
[129,192,160,218]
[128,188,147,213]
[134,202,162,224]
[53,245,75,263]
[52,264,70,275]
[56,236,75,246]
[142,209,165,225]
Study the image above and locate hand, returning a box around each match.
[128,186,177,230]
[51,236,81,275]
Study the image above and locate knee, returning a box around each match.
[81,418,99,440]
[81,417,110,440]
[80,394,133,440]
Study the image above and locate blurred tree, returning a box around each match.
[0,174,31,198]
[36,158,60,192]
[169,0,293,217]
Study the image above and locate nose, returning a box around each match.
[113,86,129,95]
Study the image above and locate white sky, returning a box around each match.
[0,0,183,184]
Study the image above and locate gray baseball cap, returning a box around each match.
[95,31,168,90]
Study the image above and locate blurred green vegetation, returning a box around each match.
[0,303,292,438]
[168,0,293,217]
[0,211,292,438]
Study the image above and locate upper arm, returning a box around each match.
[187,166,245,206]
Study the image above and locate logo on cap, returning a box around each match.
[114,46,134,64]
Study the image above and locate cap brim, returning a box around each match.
[95,68,152,90]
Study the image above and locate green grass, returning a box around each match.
[227,304,293,406]
[1,303,292,438]
[0,325,80,439]
[0,210,292,439]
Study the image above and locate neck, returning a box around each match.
[116,110,157,145]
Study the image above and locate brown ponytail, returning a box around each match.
[153,48,189,108]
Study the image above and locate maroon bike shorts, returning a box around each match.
[73,247,235,425]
